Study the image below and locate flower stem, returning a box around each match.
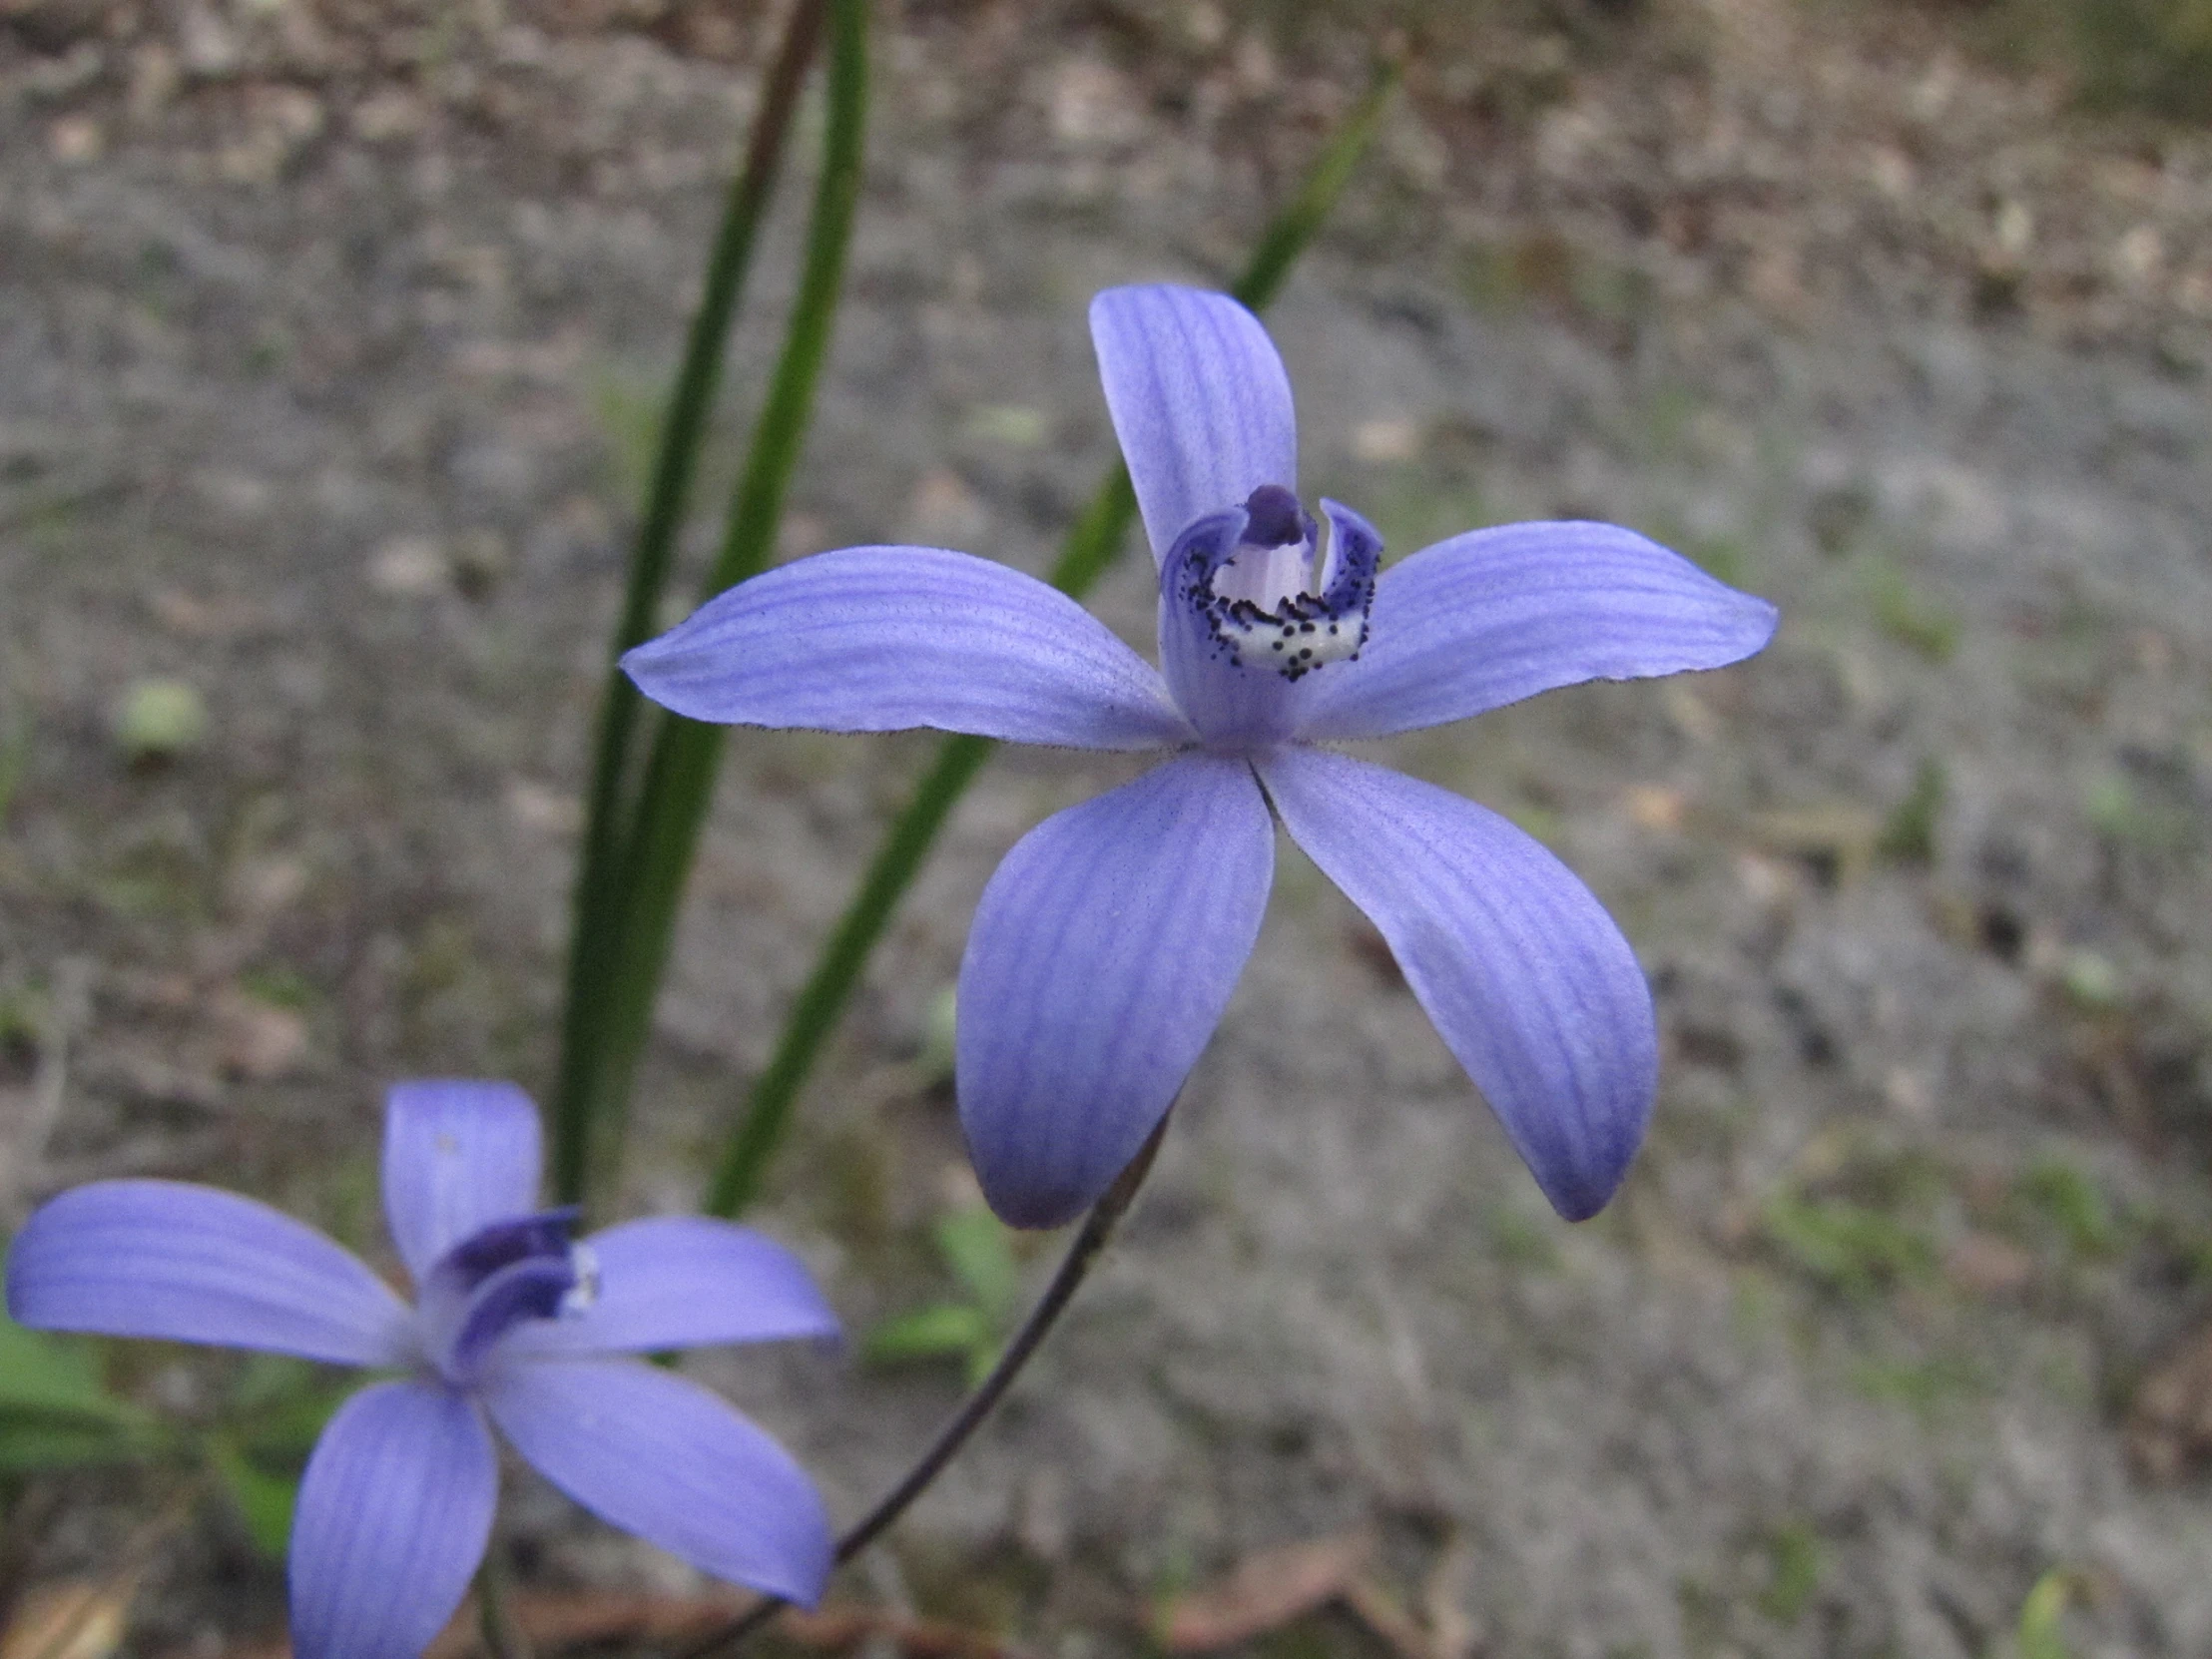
[552,0,830,1206]
[698,60,1400,1219]
[556,0,871,1209]
[686,1115,1168,1659]
[474,1542,534,1659]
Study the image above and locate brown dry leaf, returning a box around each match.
[209,988,308,1082]
[1746,805,1885,886]
[1,1579,133,1659]
[2128,1324,2212,1482]
[1942,1232,2036,1298]
[415,1591,1030,1659]
[1342,1578,1433,1659]
[1621,785,1687,832]
[1419,1533,1479,1659]
[1156,1532,1375,1652]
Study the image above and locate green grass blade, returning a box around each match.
[552,0,830,1203]
[1229,63,1399,313]
[560,0,869,1206]
[701,64,1398,1218]
[704,733,993,1217]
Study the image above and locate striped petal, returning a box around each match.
[957,754,1274,1228]
[288,1381,496,1659]
[6,1181,411,1368]
[502,1219,838,1358]
[1091,285,1299,565]
[1260,748,1657,1221]
[1293,521,1778,741]
[623,547,1190,750]
[484,1357,831,1606]
[382,1080,545,1287]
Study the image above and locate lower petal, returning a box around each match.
[289,1382,496,1659]
[6,1182,413,1368]
[957,754,1275,1229]
[1260,748,1657,1221]
[483,1357,831,1607]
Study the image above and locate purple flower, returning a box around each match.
[4,1081,837,1659]
[625,285,1778,1230]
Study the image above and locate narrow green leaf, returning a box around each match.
[860,1304,991,1367]
[556,0,870,1208]
[552,0,831,1205]
[0,1316,127,1422]
[209,1436,300,1559]
[934,1207,1020,1324]
[0,1412,143,1472]
[2017,1569,2075,1659]
[702,62,1399,1218]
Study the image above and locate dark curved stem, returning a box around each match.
[680,1117,1170,1659]
[474,1539,534,1659]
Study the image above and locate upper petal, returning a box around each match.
[500,1218,838,1358]
[382,1081,544,1287]
[6,1181,412,1368]
[1259,749,1657,1222]
[1090,286,1299,566]
[957,754,1274,1229]
[1291,521,1780,741]
[483,1356,831,1607]
[622,547,1191,750]
[289,1381,497,1659]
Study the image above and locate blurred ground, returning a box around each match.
[5,1,2212,1656]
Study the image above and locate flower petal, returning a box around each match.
[5,1182,412,1367]
[622,547,1190,750]
[1291,521,1780,741]
[501,1219,838,1358]
[382,1080,544,1286]
[957,754,1274,1228]
[1090,286,1299,565]
[483,1357,831,1606]
[289,1381,496,1659]
[1259,748,1657,1221]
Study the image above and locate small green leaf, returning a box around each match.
[1756,1522,1822,1625]
[0,1309,157,1469]
[1877,756,1945,863]
[210,1437,299,1558]
[914,983,957,1088]
[2017,1568,2075,1659]
[934,1207,1019,1321]
[0,1412,142,1472]
[0,1315,127,1420]
[861,1304,991,1368]
[1760,1193,1936,1300]
[113,678,209,763]
[962,1338,1003,1390]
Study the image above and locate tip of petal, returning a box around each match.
[972,1168,1093,1233]
[1538,1160,1633,1225]
[1518,1078,1653,1225]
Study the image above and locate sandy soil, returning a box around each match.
[6,1,2212,1655]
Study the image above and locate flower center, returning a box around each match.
[1188,485,1378,682]
[416,1209,597,1384]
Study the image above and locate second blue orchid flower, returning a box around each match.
[7,1081,836,1659]
[627,284,1778,1230]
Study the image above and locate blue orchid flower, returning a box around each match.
[626,284,1778,1231]
[5,1081,837,1659]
